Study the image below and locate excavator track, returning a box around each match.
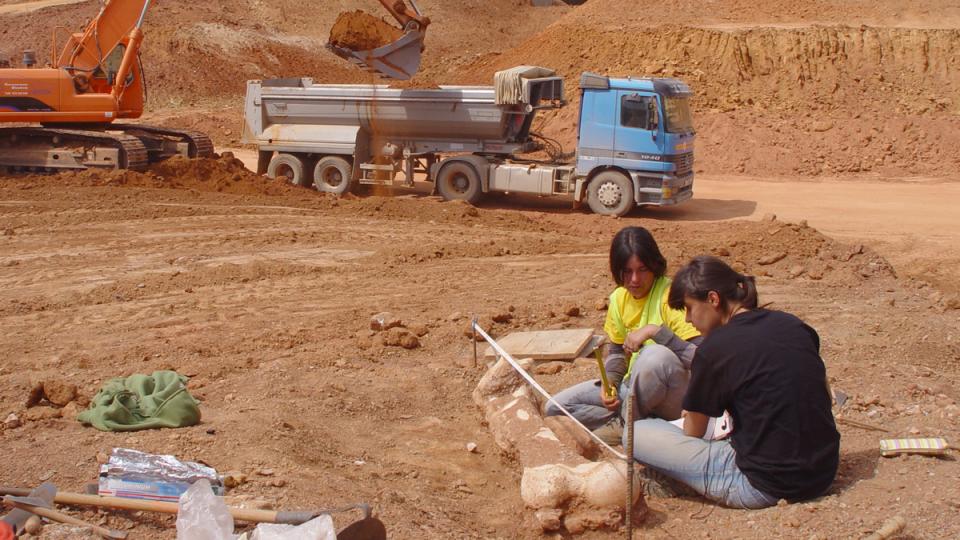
[0,127,149,173]
[115,124,215,160]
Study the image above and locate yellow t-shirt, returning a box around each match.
[603,280,700,345]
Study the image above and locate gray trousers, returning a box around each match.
[544,344,690,428]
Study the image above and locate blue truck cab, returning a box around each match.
[575,72,695,216]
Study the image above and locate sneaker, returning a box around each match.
[591,416,624,446]
[639,466,697,498]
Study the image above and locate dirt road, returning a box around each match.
[665,175,960,293]
[230,145,960,293]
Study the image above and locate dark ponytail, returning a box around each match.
[668,256,759,311]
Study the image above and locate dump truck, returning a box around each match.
[242,68,695,216]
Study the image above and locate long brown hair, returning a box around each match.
[668,256,758,311]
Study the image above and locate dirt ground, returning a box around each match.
[2,1,960,539]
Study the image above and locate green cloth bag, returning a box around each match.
[77,370,200,432]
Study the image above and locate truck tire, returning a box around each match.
[313,156,353,195]
[267,153,308,186]
[587,171,635,216]
[436,161,483,204]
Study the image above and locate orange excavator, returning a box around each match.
[0,0,215,172]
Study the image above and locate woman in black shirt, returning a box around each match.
[626,255,840,508]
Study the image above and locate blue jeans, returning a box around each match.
[627,418,778,509]
[544,344,690,429]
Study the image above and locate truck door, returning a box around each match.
[613,92,664,172]
[575,89,617,176]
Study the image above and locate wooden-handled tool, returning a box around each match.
[3,496,127,539]
[0,487,364,526]
[593,346,617,400]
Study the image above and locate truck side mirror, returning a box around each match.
[647,101,659,131]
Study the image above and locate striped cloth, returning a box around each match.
[879,437,949,457]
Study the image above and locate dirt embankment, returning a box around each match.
[463,23,960,176]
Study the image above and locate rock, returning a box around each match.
[382,327,418,348]
[408,323,430,337]
[399,333,420,349]
[466,442,478,453]
[595,298,608,311]
[534,361,568,375]
[24,515,43,535]
[4,413,20,429]
[563,304,581,317]
[60,401,80,420]
[942,295,960,311]
[96,452,110,464]
[535,508,564,531]
[223,471,248,488]
[447,311,463,321]
[713,247,730,257]
[257,468,275,477]
[26,382,44,407]
[757,252,787,266]
[270,478,287,488]
[370,312,402,331]
[762,213,777,222]
[573,357,596,369]
[23,406,61,421]
[811,120,834,132]
[788,265,805,279]
[491,312,514,323]
[43,380,78,407]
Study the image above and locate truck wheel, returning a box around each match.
[267,153,308,186]
[436,161,482,204]
[313,156,353,195]
[587,171,635,216]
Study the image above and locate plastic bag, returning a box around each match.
[249,515,336,540]
[176,479,235,540]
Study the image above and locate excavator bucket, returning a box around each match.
[327,30,424,81]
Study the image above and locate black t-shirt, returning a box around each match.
[683,309,840,501]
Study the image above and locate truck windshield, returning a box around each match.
[664,97,693,133]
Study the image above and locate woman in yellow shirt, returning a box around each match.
[545,226,701,443]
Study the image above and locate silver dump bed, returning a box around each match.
[242,76,564,156]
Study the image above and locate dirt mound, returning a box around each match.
[329,10,403,51]
[7,155,306,196]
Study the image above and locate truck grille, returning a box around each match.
[672,152,694,177]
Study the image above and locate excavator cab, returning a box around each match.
[327,0,429,80]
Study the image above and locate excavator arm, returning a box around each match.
[56,0,151,103]
[327,0,430,80]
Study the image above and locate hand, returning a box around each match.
[600,386,621,411]
[623,324,660,355]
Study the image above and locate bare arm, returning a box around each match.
[683,410,709,438]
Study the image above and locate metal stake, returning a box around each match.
[471,316,478,368]
[626,391,635,539]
